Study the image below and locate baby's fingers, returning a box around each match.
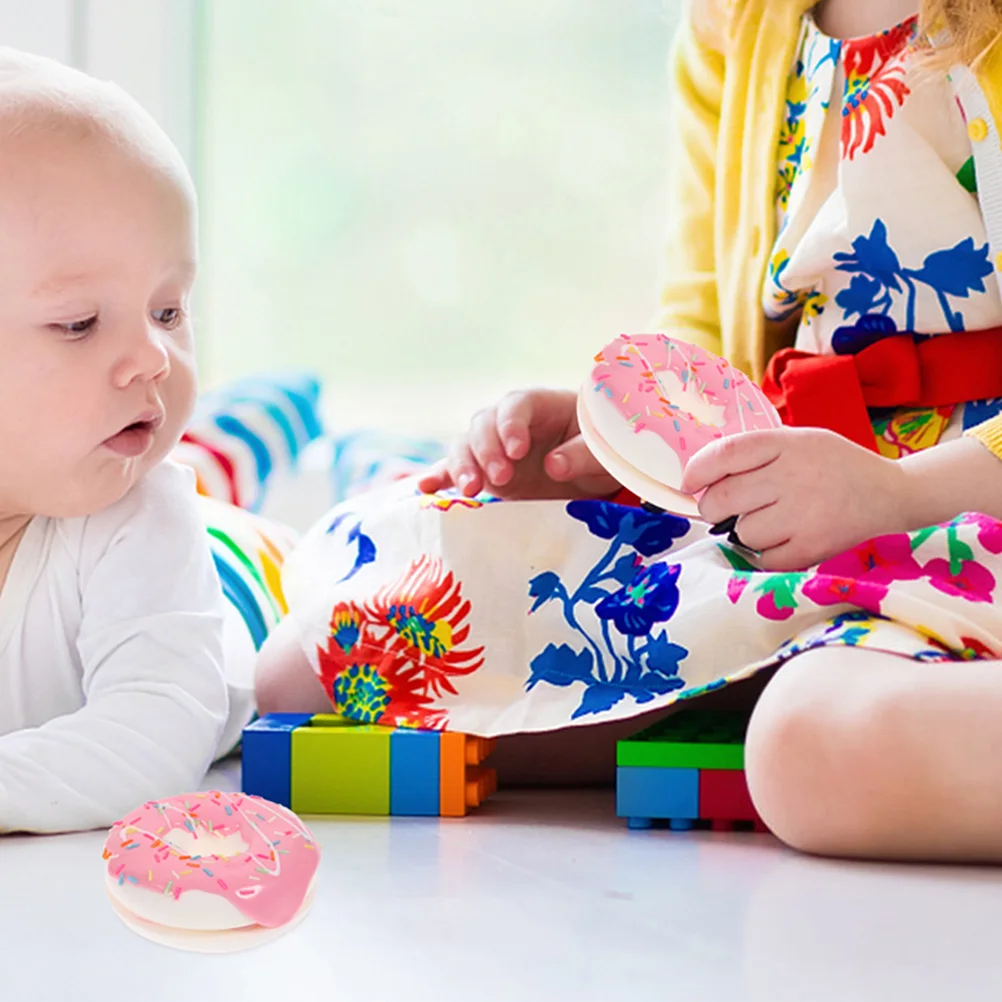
[416,460,453,494]
[469,407,515,487]
[446,439,485,496]
[494,391,541,461]
[545,435,621,496]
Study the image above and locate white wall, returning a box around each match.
[0,0,197,168]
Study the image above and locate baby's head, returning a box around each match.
[0,49,198,520]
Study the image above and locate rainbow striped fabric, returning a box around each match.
[173,372,324,513]
[172,372,324,652]
[199,494,297,650]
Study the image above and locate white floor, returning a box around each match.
[5,757,1002,1002]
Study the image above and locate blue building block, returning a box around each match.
[390,729,441,816]
[241,713,314,807]
[616,766,699,829]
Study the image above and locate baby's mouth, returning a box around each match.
[103,414,163,458]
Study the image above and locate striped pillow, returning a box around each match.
[173,372,324,512]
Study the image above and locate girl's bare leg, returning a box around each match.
[255,614,333,715]
[746,646,1002,862]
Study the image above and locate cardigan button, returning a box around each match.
[969,117,989,142]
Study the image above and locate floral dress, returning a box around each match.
[279,15,1002,737]
[767,14,1002,452]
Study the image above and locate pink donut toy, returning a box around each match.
[102,791,320,952]
[578,334,782,516]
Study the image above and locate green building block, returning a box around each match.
[617,709,748,770]
[290,718,391,814]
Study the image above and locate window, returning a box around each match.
[197,1,680,435]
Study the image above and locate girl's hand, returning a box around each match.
[417,388,621,501]
[680,427,908,571]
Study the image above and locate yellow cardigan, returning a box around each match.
[654,0,1002,456]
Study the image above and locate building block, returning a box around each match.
[390,729,440,816]
[616,709,768,832]
[291,719,391,815]
[241,713,497,817]
[240,712,314,807]
[699,768,757,822]
[617,709,747,770]
[616,766,698,830]
[440,732,497,817]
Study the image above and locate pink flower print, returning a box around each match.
[923,558,997,603]
[727,573,750,605]
[757,589,795,622]
[802,574,888,614]
[817,534,924,585]
[958,512,1002,554]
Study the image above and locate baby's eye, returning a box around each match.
[54,316,97,336]
[152,307,184,329]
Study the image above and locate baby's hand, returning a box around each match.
[417,388,621,500]
[680,427,908,571]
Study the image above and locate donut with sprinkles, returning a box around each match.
[578,333,781,514]
[102,791,319,944]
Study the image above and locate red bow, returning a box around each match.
[761,329,1002,450]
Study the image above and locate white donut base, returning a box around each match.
[576,388,703,518]
[106,878,316,954]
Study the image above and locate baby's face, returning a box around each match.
[0,128,198,519]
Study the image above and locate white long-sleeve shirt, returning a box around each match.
[0,461,244,834]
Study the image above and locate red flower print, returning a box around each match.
[802,574,888,614]
[917,630,998,661]
[956,635,999,660]
[315,556,485,729]
[817,534,924,584]
[841,19,914,159]
[923,558,997,603]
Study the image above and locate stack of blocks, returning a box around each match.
[242,713,497,817]
[616,709,768,832]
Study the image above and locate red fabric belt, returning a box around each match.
[760,328,1002,451]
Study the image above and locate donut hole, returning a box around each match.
[656,369,727,427]
[166,827,249,860]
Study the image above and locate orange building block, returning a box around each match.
[439,733,497,817]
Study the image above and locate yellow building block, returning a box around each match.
[290,719,391,814]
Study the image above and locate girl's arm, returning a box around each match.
[651,0,728,356]
[899,425,1002,527]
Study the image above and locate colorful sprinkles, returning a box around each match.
[588,333,782,462]
[102,791,320,930]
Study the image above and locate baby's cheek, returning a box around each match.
[161,351,198,446]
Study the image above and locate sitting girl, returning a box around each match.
[259,0,1002,862]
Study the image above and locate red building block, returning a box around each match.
[699,768,766,830]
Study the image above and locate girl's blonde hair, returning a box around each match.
[920,1,1002,64]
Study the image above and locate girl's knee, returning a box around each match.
[744,648,899,857]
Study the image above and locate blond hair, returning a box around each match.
[919,0,1002,64]
[691,2,1002,65]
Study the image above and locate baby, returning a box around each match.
[0,49,262,834]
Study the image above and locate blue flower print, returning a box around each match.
[567,499,690,556]
[964,397,1002,430]
[595,562,681,636]
[526,502,692,720]
[325,511,377,584]
[834,219,993,331]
